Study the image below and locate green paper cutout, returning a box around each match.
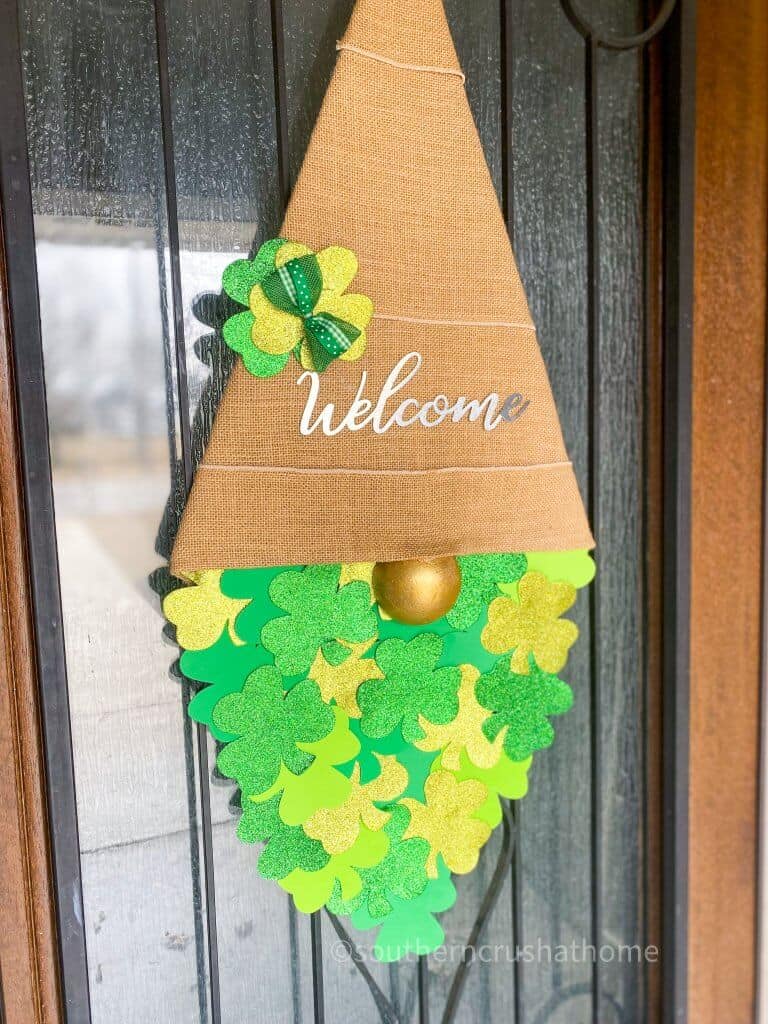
[252,707,361,825]
[182,630,270,741]
[447,554,527,630]
[476,655,573,762]
[443,749,531,828]
[328,805,430,919]
[214,667,335,797]
[237,794,329,879]
[222,308,255,346]
[376,606,496,673]
[262,565,377,676]
[358,634,461,744]
[221,566,295,644]
[499,550,595,598]
[241,345,290,378]
[279,826,389,913]
[351,859,457,962]
[346,719,432,802]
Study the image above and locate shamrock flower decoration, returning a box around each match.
[304,755,408,854]
[221,238,374,377]
[328,805,431,919]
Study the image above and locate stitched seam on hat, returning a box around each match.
[336,42,466,83]
[374,313,535,330]
[199,463,573,475]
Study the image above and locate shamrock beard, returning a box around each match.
[164,553,594,961]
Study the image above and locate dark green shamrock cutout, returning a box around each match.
[182,629,271,742]
[446,553,528,630]
[476,654,573,761]
[214,665,334,797]
[261,564,377,676]
[358,634,460,744]
[328,804,430,919]
[238,794,329,880]
[220,566,296,646]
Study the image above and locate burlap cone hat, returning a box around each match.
[171,0,593,577]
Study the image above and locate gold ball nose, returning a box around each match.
[371,557,462,625]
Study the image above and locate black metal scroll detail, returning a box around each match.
[323,801,516,1024]
[559,0,677,50]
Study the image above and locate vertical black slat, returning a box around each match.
[500,7,523,1024]
[584,33,603,1024]
[151,212,212,1023]
[0,2,91,1020]
[270,0,292,210]
[418,958,429,1024]
[267,2,322,1015]
[639,5,655,1015]
[151,1,221,1022]
[311,912,326,1024]
[271,0,332,1015]
[288,901,304,1023]
[660,1,695,1020]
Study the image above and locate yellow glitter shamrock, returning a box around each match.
[402,771,491,878]
[304,755,408,854]
[415,665,506,771]
[482,571,579,674]
[307,639,383,718]
[163,570,248,651]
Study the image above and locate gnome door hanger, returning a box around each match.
[164,0,594,962]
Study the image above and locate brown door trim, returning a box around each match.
[0,213,62,1023]
[689,1,768,1020]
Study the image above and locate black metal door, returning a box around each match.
[0,0,694,1020]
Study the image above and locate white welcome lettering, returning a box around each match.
[296,351,530,438]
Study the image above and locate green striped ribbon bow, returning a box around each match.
[261,254,361,371]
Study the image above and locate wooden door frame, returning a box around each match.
[0,1,702,1023]
[0,193,62,1024]
[688,2,768,1022]
[0,3,85,1021]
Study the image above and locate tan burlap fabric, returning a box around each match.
[171,0,593,576]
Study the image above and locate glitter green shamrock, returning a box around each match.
[261,564,378,676]
[475,655,573,762]
[237,794,329,880]
[213,665,335,797]
[327,804,430,919]
[358,634,461,744]
[446,553,528,630]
